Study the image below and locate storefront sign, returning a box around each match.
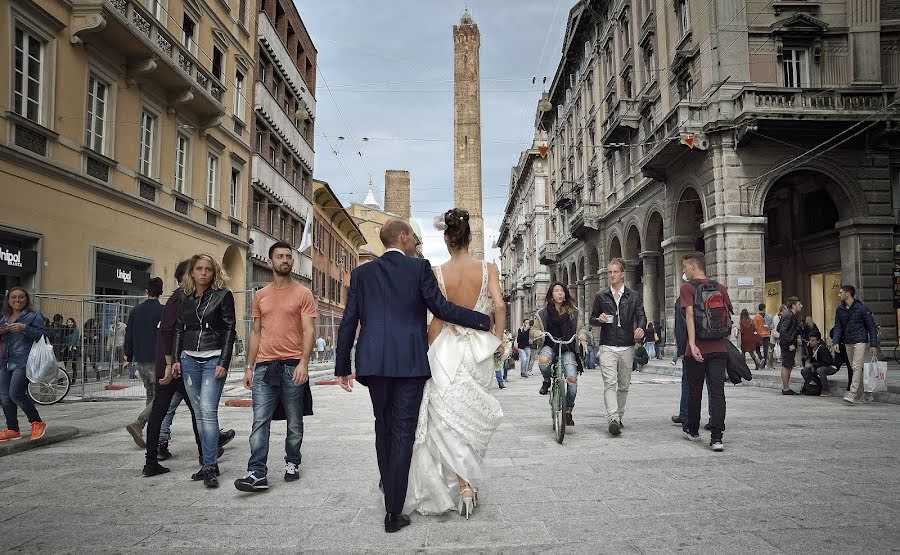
[96,261,150,290]
[0,246,37,276]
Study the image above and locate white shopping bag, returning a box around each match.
[26,336,58,383]
[863,359,888,393]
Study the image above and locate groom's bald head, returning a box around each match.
[380,219,412,248]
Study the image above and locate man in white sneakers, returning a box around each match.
[832,285,878,404]
[234,241,317,492]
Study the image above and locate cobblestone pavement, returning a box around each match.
[0,371,898,553]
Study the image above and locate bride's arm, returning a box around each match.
[487,263,506,347]
[428,267,444,346]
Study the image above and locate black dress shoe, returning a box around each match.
[378,479,384,493]
[384,512,411,533]
[192,464,220,481]
[218,429,236,447]
[203,469,219,488]
[158,442,172,461]
[703,423,713,431]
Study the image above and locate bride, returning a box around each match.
[404,208,506,519]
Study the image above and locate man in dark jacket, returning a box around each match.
[123,278,165,447]
[777,297,803,395]
[516,319,532,377]
[832,284,878,404]
[800,331,836,396]
[590,257,646,437]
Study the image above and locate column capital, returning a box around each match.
[639,251,661,260]
[661,235,696,251]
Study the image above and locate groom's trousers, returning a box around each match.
[365,376,427,514]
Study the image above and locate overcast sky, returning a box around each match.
[295,0,569,265]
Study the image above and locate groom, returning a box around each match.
[335,219,491,533]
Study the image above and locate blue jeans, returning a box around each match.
[678,366,712,422]
[538,346,578,407]
[181,355,225,469]
[159,392,182,444]
[645,341,656,360]
[0,364,41,431]
[519,347,531,376]
[248,360,305,476]
[586,345,596,369]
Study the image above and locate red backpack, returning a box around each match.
[690,279,732,340]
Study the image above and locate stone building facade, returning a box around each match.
[1,0,254,297]
[311,179,364,341]
[453,9,485,260]
[247,0,315,290]
[497,132,553,328]
[528,0,899,350]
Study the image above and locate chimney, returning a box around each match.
[384,170,411,220]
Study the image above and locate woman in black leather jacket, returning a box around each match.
[172,253,236,488]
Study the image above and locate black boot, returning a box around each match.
[158,442,172,461]
[539,380,550,395]
[142,462,170,477]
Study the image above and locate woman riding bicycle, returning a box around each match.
[529,282,588,426]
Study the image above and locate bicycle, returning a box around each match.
[541,332,577,444]
[27,363,72,405]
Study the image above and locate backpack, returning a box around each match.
[800,373,822,396]
[690,280,732,340]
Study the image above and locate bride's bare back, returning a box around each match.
[438,258,486,310]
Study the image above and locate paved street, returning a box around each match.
[1,371,898,553]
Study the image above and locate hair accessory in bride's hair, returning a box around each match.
[433,214,448,231]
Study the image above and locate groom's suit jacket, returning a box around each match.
[335,250,491,382]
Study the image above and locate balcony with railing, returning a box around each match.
[250,229,313,280]
[72,0,226,121]
[601,98,640,143]
[538,241,558,265]
[255,82,315,172]
[731,86,897,122]
[569,202,601,239]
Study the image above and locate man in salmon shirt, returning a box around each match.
[234,241,318,492]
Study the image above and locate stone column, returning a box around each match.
[577,280,587,323]
[700,216,767,310]
[596,268,608,292]
[623,261,640,294]
[584,275,601,318]
[836,218,896,340]
[640,251,660,324]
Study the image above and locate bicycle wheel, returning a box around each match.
[553,375,566,444]
[28,366,71,406]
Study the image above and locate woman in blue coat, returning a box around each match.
[0,287,48,441]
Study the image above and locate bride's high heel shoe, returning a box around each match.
[458,486,475,519]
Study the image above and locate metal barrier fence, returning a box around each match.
[33,292,253,400]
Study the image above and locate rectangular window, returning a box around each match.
[139,111,156,177]
[677,0,690,36]
[258,59,268,85]
[270,145,277,166]
[281,149,289,175]
[622,17,630,48]
[13,27,43,123]
[290,222,296,246]
[234,71,245,120]
[147,0,162,18]
[783,49,807,87]
[239,0,247,25]
[85,75,108,153]
[212,47,223,80]
[252,192,262,227]
[272,74,281,99]
[181,14,196,53]
[267,205,276,235]
[206,153,219,208]
[230,168,240,218]
[175,134,189,194]
[280,212,287,240]
[256,128,263,153]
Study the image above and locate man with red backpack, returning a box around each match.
[681,252,732,452]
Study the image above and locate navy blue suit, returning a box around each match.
[335,250,491,513]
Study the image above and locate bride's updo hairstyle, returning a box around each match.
[443,208,471,250]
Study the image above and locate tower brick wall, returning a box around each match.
[384,170,411,220]
[453,14,484,259]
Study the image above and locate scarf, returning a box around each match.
[546,304,576,354]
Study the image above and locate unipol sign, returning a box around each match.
[117,268,133,284]
[0,247,22,268]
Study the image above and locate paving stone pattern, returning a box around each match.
[0,371,898,553]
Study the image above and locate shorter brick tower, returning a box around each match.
[384,170,411,220]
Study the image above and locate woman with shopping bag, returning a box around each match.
[0,287,48,441]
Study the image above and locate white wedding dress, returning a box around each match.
[404,261,503,515]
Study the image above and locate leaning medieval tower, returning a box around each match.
[452,9,484,259]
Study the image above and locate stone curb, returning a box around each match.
[641,361,900,405]
[0,425,79,458]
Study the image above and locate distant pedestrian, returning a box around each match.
[832,285,878,405]
[644,322,659,360]
[107,317,127,378]
[235,242,318,493]
[83,318,102,381]
[738,309,762,370]
[680,252,732,452]
[771,305,785,366]
[0,287,48,442]
[62,318,80,377]
[49,313,66,361]
[777,297,803,395]
[516,319,531,377]
[800,316,820,367]
[314,336,325,363]
[123,278,165,448]
[171,254,237,488]
[752,304,772,368]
